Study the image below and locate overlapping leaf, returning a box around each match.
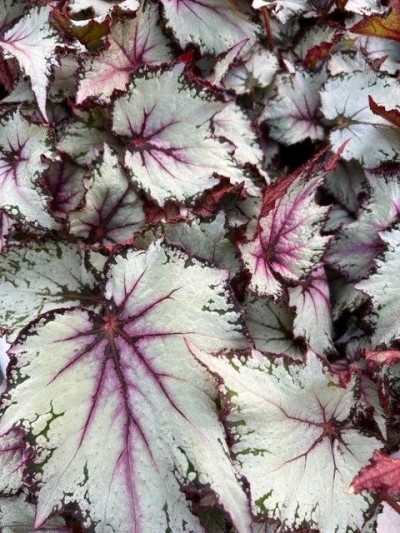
[76,4,172,104]
[0,241,98,336]
[351,0,400,42]
[57,109,117,165]
[244,292,304,359]
[352,450,400,497]
[0,494,68,532]
[252,0,309,23]
[327,167,400,280]
[288,265,335,355]
[0,110,57,229]
[0,0,397,528]
[160,0,258,54]
[68,144,145,244]
[164,211,241,275]
[68,0,139,18]
[0,428,28,495]
[356,226,400,346]
[0,6,60,120]
[42,161,86,220]
[240,158,331,299]
[261,68,326,145]
[213,44,278,95]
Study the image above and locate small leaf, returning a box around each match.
[0,6,61,120]
[0,241,98,336]
[261,68,326,145]
[0,210,11,252]
[244,292,304,359]
[76,4,172,104]
[351,0,400,42]
[369,95,400,129]
[0,0,24,33]
[352,450,400,496]
[51,9,110,49]
[68,0,139,18]
[160,0,258,54]
[288,265,335,355]
[0,428,29,494]
[327,167,400,280]
[165,211,241,276]
[0,110,58,229]
[252,0,309,23]
[343,0,385,15]
[356,226,400,346]
[68,144,145,244]
[0,493,68,532]
[240,156,331,299]
[218,44,278,95]
[57,109,116,165]
[42,160,86,220]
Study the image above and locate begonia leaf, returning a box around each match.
[343,0,384,15]
[0,428,28,495]
[165,211,241,275]
[240,158,330,299]
[213,102,267,195]
[0,494,68,532]
[42,161,86,220]
[207,40,248,88]
[252,0,308,23]
[0,240,252,532]
[0,1,24,33]
[51,9,110,50]
[326,167,400,280]
[213,103,264,170]
[68,144,145,244]
[324,160,365,215]
[244,292,304,359]
[328,49,368,75]
[49,54,80,102]
[0,6,61,120]
[0,241,98,336]
[112,64,247,206]
[359,35,400,75]
[351,0,400,42]
[76,3,172,104]
[68,0,139,18]
[369,95,400,129]
[160,0,258,55]
[261,68,326,145]
[356,226,400,346]
[192,347,380,532]
[288,265,335,355]
[0,110,57,229]
[330,275,368,321]
[57,109,117,165]
[351,450,400,497]
[320,70,400,167]
[218,45,278,95]
[0,210,11,252]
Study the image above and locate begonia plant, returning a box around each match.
[0,0,400,531]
